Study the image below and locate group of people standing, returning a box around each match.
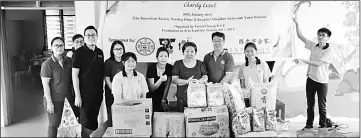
[41,14,335,137]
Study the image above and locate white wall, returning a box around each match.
[75,1,96,35]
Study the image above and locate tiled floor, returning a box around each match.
[1,80,359,137]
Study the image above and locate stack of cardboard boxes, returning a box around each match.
[183,82,230,137]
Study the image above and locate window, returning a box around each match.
[45,9,76,50]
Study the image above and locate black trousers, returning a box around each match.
[105,93,114,127]
[176,97,187,113]
[306,77,328,127]
[79,96,103,130]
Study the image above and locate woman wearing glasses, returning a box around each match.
[41,37,74,137]
[103,40,125,126]
[66,34,84,58]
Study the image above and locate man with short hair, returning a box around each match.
[72,26,104,131]
[67,34,84,58]
[203,32,235,84]
[292,14,334,129]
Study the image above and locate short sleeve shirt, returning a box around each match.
[40,55,72,102]
[146,63,173,99]
[305,40,334,83]
[203,51,235,83]
[72,45,104,100]
[238,60,271,88]
[172,60,207,99]
[104,58,124,93]
[112,71,149,100]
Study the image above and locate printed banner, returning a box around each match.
[102,1,295,62]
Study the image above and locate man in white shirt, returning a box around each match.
[292,14,334,129]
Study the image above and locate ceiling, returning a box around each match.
[1,1,74,10]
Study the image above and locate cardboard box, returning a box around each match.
[102,127,150,137]
[112,99,152,137]
[184,105,230,137]
[237,131,277,137]
[206,83,225,107]
[152,112,185,137]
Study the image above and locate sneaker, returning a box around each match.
[303,124,313,130]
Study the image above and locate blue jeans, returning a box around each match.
[44,98,64,138]
[306,77,328,127]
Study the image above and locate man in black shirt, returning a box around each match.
[72,26,104,131]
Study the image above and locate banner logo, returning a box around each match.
[135,37,155,56]
[159,38,176,54]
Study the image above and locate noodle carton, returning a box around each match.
[184,105,230,137]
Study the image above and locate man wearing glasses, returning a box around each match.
[66,34,84,58]
[292,14,334,129]
[203,32,235,84]
[72,26,105,132]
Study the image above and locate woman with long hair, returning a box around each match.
[103,40,125,126]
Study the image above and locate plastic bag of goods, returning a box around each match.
[265,109,277,131]
[276,119,291,137]
[206,82,225,107]
[248,78,278,110]
[222,83,246,118]
[232,111,252,136]
[187,82,207,108]
[252,108,265,132]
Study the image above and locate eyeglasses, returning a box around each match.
[53,44,64,48]
[212,40,224,43]
[85,34,98,38]
[113,48,123,51]
[74,40,84,44]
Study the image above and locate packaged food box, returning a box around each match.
[112,99,152,137]
[152,112,185,137]
[184,105,230,137]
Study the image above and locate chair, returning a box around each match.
[13,56,35,87]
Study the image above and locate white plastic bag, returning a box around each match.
[249,78,278,110]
